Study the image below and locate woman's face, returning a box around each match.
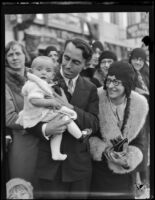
[6,44,25,71]
[106,75,125,100]
[48,51,58,63]
[131,57,144,71]
[92,48,102,66]
[100,58,114,77]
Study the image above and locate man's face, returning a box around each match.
[62,42,86,79]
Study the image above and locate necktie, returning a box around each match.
[68,79,73,95]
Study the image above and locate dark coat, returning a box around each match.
[80,68,102,88]
[5,70,39,183]
[135,63,150,173]
[27,74,99,182]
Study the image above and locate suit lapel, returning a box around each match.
[54,72,72,101]
[55,72,86,104]
[71,76,86,105]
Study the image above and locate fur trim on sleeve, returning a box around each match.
[89,136,107,161]
[107,145,143,174]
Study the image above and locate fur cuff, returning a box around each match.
[108,145,143,174]
[89,137,107,161]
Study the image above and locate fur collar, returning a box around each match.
[98,87,149,144]
[5,69,26,93]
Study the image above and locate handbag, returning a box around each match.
[111,137,128,152]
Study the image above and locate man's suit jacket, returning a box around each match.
[27,74,99,182]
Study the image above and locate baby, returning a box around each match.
[6,178,33,199]
[16,56,87,160]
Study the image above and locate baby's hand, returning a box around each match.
[50,99,62,110]
[44,95,52,99]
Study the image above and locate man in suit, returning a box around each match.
[27,38,99,199]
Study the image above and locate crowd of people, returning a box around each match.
[5,35,150,199]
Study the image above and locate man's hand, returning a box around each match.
[53,89,74,110]
[49,99,62,110]
[45,115,71,137]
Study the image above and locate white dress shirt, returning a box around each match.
[60,67,79,94]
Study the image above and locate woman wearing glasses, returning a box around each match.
[89,61,149,199]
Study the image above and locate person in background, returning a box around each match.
[26,38,99,199]
[89,61,148,199]
[93,50,117,86]
[6,178,33,199]
[129,47,149,97]
[90,40,104,68]
[129,48,150,193]
[80,40,104,88]
[16,56,90,161]
[141,35,150,66]
[44,45,59,68]
[80,65,102,88]
[5,41,39,185]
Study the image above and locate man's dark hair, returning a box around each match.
[141,35,152,51]
[142,36,150,46]
[64,38,93,62]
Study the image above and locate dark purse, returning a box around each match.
[111,137,128,152]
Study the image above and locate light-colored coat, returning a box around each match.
[89,87,149,174]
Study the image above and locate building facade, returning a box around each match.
[5,12,149,61]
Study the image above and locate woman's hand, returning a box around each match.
[112,151,130,169]
[104,147,130,169]
[45,114,71,137]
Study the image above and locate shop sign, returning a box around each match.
[47,14,82,33]
[126,22,149,39]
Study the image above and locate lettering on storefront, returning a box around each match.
[127,23,149,39]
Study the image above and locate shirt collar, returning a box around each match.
[60,66,79,88]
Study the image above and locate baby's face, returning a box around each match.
[32,59,55,83]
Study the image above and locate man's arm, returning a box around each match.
[26,115,71,140]
[49,82,99,134]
